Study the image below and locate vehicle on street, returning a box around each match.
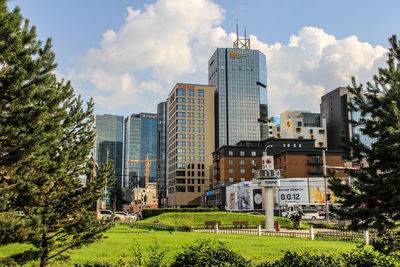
[291,209,326,220]
[114,211,137,223]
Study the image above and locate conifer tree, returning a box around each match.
[0,1,112,266]
[330,35,400,254]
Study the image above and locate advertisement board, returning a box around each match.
[225,181,264,211]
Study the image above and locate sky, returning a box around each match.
[9,0,400,117]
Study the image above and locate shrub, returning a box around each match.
[258,247,400,267]
[170,239,251,267]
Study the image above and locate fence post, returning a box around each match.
[175,221,178,232]
[257,224,262,236]
[214,223,219,234]
[309,225,314,240]
[364,230,369,245]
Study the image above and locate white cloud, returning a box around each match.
[72,0,387,117]
[251,26,387,116]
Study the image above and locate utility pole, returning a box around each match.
[322,149,330,222]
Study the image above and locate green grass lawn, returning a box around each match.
[140,212,308,229]
[0,227,362,266]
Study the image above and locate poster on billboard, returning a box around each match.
[276,178,309,205]
[225,181,262,211]
[308,178,326,203]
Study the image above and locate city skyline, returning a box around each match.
[9,0,399,118]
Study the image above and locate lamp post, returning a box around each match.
[322,149,330,222]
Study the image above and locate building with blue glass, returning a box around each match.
[95,114,124,187]
[123,113,158,192]
[157,102,168,207]
[208,47,267,148]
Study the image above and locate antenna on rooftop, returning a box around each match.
[233,21,250,50]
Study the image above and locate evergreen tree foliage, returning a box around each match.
[0,1,112,266]
[329,35,400,254]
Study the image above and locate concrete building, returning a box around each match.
[211,138,345,187]
[321,87,375,150]
[123,113,158,192]
[279,110,327,148]
[131,182,158,210]
[157,102,168,207]
[208,47,268,148]
[166,83,215,207]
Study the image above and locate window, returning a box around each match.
[229,159,233,165]
[198,186,201,192]
[177,97,186,103]
[240,169,245,174]
[177,112,186,118]
[176,179,185,184]
[299,144,302,148]
[228,151,233,156]
[176,185,185,192]
[177,126,185,132]
[177,156,185,162]
[176,141,186,147]
[251,151,256,156]
[177,105,186,110]
[293,144,296,148]
[240,151,245,156]
[198,90,204,97]
[296,127,301,133]
[240,178,245,182]
[229,169,234,174]
[188,89,194,97]
[177,119,185,125]
[309,129,314,134]
[177,134,185,139]
[287,143,290,147]
[318,142,324,147]
[297,121,302,127]
[251,160,256,166]
[240,160,245,165]
[229,178,234,182]
[177,148,186,154]
[177,88,186,96]
[177,163,185,169]
[283,144,286,147]
[319,129,325,134]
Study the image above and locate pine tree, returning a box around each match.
[329,35,400,254]
[0,1,112,266]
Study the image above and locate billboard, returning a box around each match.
[225,181,264,211]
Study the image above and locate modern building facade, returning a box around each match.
[95,114,124,187]
[278,110,327,148]
[123,113,158,193]
[166,83,215,207]
[208,47,268,148]
[321,87,375,150]
[157,102,168,207]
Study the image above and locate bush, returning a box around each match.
[142,208,218,219]
[170,239,251,267]
[258,247,400,267]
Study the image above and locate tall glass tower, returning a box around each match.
[95,115,124,187]
[208,47,267,148]
[123,113,158,191]
[157,102,167,207]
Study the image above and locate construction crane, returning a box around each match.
[128,153,157,187]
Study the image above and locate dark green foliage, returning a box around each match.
[329,35,400,254]
[259,248,400,267]
[141,207,218,219]
[170,239,251,267]
[0,1,112,266]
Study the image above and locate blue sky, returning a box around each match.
[9,0,400,117]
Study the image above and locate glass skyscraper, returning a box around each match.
[123,113,158,191]
[157,102,167,207]
[208,48,267,148]
[95,115,124,187]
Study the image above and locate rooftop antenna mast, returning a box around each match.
[233,21,250,50]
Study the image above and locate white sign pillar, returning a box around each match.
[256,147,281,232]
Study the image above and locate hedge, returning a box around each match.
[141,207,218,219]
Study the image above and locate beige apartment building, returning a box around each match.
[167,83,215,207]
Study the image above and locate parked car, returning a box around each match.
[114,211,137,223]
[99,210,114,221]
[291,209,326,220]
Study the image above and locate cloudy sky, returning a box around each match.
[10,0,400,117]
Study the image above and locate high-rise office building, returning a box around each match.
[95,114,124,208]
[167,83,215,207]
[123,113,158,193]
[321,87,375,150]
[157,102,167,207]
[208,46,267,148]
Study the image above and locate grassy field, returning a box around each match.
[0,227,362,266]
[140,212,308,229]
